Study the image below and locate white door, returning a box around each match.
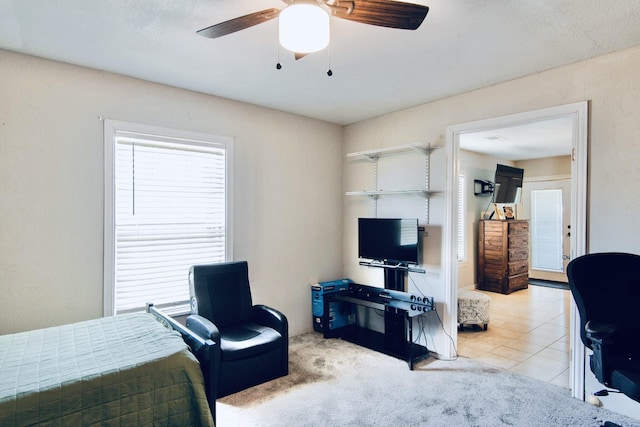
[520,179,571,282]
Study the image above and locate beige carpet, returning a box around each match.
[217,332,639,426]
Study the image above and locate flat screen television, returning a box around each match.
[493,164,524,204]
[358,218,419,266]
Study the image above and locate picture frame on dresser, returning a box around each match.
[502,205,515,219]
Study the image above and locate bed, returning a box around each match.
[0,305,217,426]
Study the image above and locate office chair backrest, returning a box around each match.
[567,252,640,348]
[189,261,254,328]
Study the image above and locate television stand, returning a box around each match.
[322,283,433,370]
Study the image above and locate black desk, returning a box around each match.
[322,284,433,370]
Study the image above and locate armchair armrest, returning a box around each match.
[252,304,289,375]
[187,314,221,342]
[252,305,288,336]
[585,320,618,386]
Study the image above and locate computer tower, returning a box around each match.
[311,279,355,332]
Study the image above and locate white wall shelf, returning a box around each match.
[346,142,440,161]
[345,189,441,199]
[345,142,441,223]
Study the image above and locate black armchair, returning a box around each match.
[567,252,640,403]
[186,261,288,398]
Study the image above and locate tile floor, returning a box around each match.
[456,284,571,388]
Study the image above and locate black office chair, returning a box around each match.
[567,252,640,403]
[186,261,288,398]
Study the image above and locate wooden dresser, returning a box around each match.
[477,220,529,294]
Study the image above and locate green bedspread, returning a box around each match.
[0,313,214,426]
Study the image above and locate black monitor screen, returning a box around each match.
[358,218,419,265]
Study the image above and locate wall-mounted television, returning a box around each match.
[493,164,524,204]
[358,218,419,266]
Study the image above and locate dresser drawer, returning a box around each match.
[508,221,529,234]
[507,274,529,292]
[508,260,529,276]
[508,234,528,247]
[508,248,528,261]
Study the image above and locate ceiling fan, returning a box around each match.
[197,0,430,55]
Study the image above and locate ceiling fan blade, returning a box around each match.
[331,0,429,30]
[197,8,280,38]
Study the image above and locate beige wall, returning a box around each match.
[516,156,571,177]
[0,49,344,336]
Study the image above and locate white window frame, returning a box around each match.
[103,120,233,316]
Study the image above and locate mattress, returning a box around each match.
[0,313,214,426]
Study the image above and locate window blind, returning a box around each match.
[531,189,563,272]
[112,133,227,314]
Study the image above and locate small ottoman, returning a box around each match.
[458,290,490,331]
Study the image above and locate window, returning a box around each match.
[104,120,233,316]
[531,189,563,272]
[457,173,466,262]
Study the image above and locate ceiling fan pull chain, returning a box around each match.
[276,34,283,70]
[326,26,333,77]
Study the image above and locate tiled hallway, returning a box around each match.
[457,284,571,388]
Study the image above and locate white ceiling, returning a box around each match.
[2,0,640,128]
[460,115,575,161]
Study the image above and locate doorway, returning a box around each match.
[443,101,588,400]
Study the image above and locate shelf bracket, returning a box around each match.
[411,146,428,156]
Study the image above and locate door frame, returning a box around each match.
[443,101,588,400]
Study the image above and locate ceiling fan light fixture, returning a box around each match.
[279,2,330,54]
